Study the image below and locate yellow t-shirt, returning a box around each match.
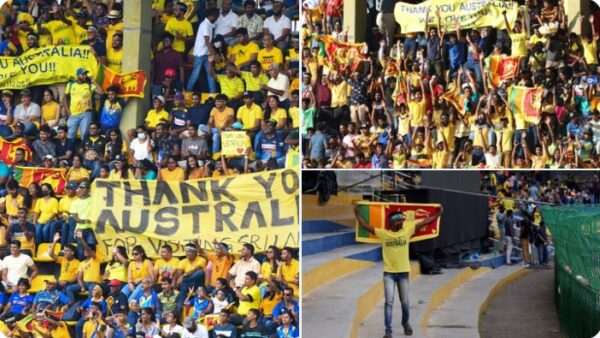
[130,260,153,283]
[431,150,450,168]
[66,167,90,182]
[397,113,410,136]
[374,221,417,273]
[205,253,233,286]
[257,47,284,70]
[66,81,96,115]
[286,48,299,63]
[56,256,80,283]
[228,42,260,67]
[34,197,59,224]
[106,47,123,73]
[437,125,455,151]
[260,293,283,317]
[42,101,60,124]
[528,34,547,46]
[531,155,549,169]
[145,109,170,128]
[17,26,40,52]
[237,104,264,129]
[79,257,102,283]
[154,257,181,282]
[105,261,128,282]
[271,108,287,126]
[237,285,261,315]
[153,0,166,10]
[210,107,235,129]
[5,194,24,217]
[472,125,489,149]
[499,127,514,152]
[241,72,269,92]
[215,75,245,100]
[278,259,299,285]
[160,167,185,181]
[289,107,299,128]
[105,22,124,51]
[178,256,207,275]
[165,17,193,53]
[83,320,106,338]
[510,33,527,57]
[261,261,276,281]
[42,20,76,45]
[408,100,427,127]
[329,81,349,108]
[502,198,516,211]
[582,40,599,65]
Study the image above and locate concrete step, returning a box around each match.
[302,220,348,234]
[302,229,357,256]
[357,267,489,338]
[302,264,385,338]
[303,261,422,338]
[427,265,529,338]
[302,244,381,295]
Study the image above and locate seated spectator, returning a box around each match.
[185,286,214,320]
[79,122,107,179]
[129,125,154,164]
[275,247,299,296]
[154,123,181,166]
[181,125,209,160]
[239,308,268,337]
[275,309,299,338]
[207,94,235,154]
[65,154,90,183]
[229,27,259,70]
[122,245,155,301]
[105,310,134,338]
[108,154,134,180]
[258,33,284,71]
[1,241,37,292]
[213,310,238,337]
[153,34,185,96]
[13,89,40,136]
[31,277,72,314]
[0,278,33,323]
[48,234,80,289]
[128,279,160,328]
[209,62,245,111]
[237,62,269,105]
[170,92,191,135]
[182,316,210,338]
[237,91,264,136]
[175,243,207,307]
[40,89,60,131]
[158,277,180,320]
[254,119,286,166]
[145,96,170,133]
[158,155,186,182]
[237,0,264,45]
[32,183,59,244]
[272,287,299,327]
[263,1,291,51]
[102,246,129,290]
[55,126,76,165]
[263,63,290,109]
[153,244,181,284]
[161,311,185,336]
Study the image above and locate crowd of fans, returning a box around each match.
[301,0,600,169]
[0,0,300,337]
[484,172,599,268]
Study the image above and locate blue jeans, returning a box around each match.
[83,159,101,179]
[122,282,144,302]
[210,127,221,154]
[48,220,65,241]
[0,125,11,138]
[176,270,206,306]
[383,272,410,335]
[22,121,37,136]
[65,282,97,305]
[67,111,92,140]
[187,55,217,93]
[463,61,483,90]
[35,223,53,244]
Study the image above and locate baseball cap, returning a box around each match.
[164,68,176,77]
[153,95,165,104]
[232,122,243,130]
[20,89,31,96]
[44,154,55,161]
[108,279,121,287]
[14,122,25,129]
[1,90,13,97]
[114,154,126,162]
[173,92,184,100]
[76,68,88,76]
[243,91,253,99]
[66,181,78,190]
[107,10,122,19]
[78,181,90,189]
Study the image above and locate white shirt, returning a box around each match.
[263,14,291,40]
[182,325,209,338]
[3,254,34,285]
[162,324,185,335]
[267,73,290,102]
[214,10,238,37]
[485,152,502,168]
[228,257,261,288]
[14,102,41,123]
[212,297,229,313]
[193,19,215,57]
[130,138,154,161]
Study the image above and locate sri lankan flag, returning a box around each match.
[489,56,520,87]
[507,85,543,124]
[285,150,299,168]
[0,138,31,164]
[319,35,367,72]
[96,65,147,98]
[199,314,220,330]
[13,167,68,195]
[355,202,442,244]
[441,84,464,114]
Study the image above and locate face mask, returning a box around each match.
[40,191,48,197]
[138,133,146,140]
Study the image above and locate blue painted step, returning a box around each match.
[302,231,356,256]
[302,220,348,234]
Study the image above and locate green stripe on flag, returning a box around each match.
[357,204,370,239]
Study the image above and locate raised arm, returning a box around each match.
[414,206,443,231]
[352,202,375,235]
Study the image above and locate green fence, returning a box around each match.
[541,206,600,338]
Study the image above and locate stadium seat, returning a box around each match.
[34,243,60,262]
[65,321,77,327]
[29,275,54,293]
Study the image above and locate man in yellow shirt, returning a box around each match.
[208,94,235,154]
[233,271,261,318]
[354,203,443,336]
[144,96,170,132]
[39,5,76,45]
[228,27,259,70]
[153,244,180,284]
[49,234,80,288]
[69,181,95,260]
[209,62,245,104]
[105,10,124,51]
[64,68,105,140]
[237,92,263,135]
[175,243,206,307]
[581,15,599,68]
[276,247,299,296]
[106,33,123,73]
[50,181,78,247]
[236,61,269,104]
[257,34,283,71]
[165,3,194,53]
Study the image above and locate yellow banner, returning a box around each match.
[394,0,519,34]
[0,46,99,89]
[221,131,249,156]
[91,169,299,258]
